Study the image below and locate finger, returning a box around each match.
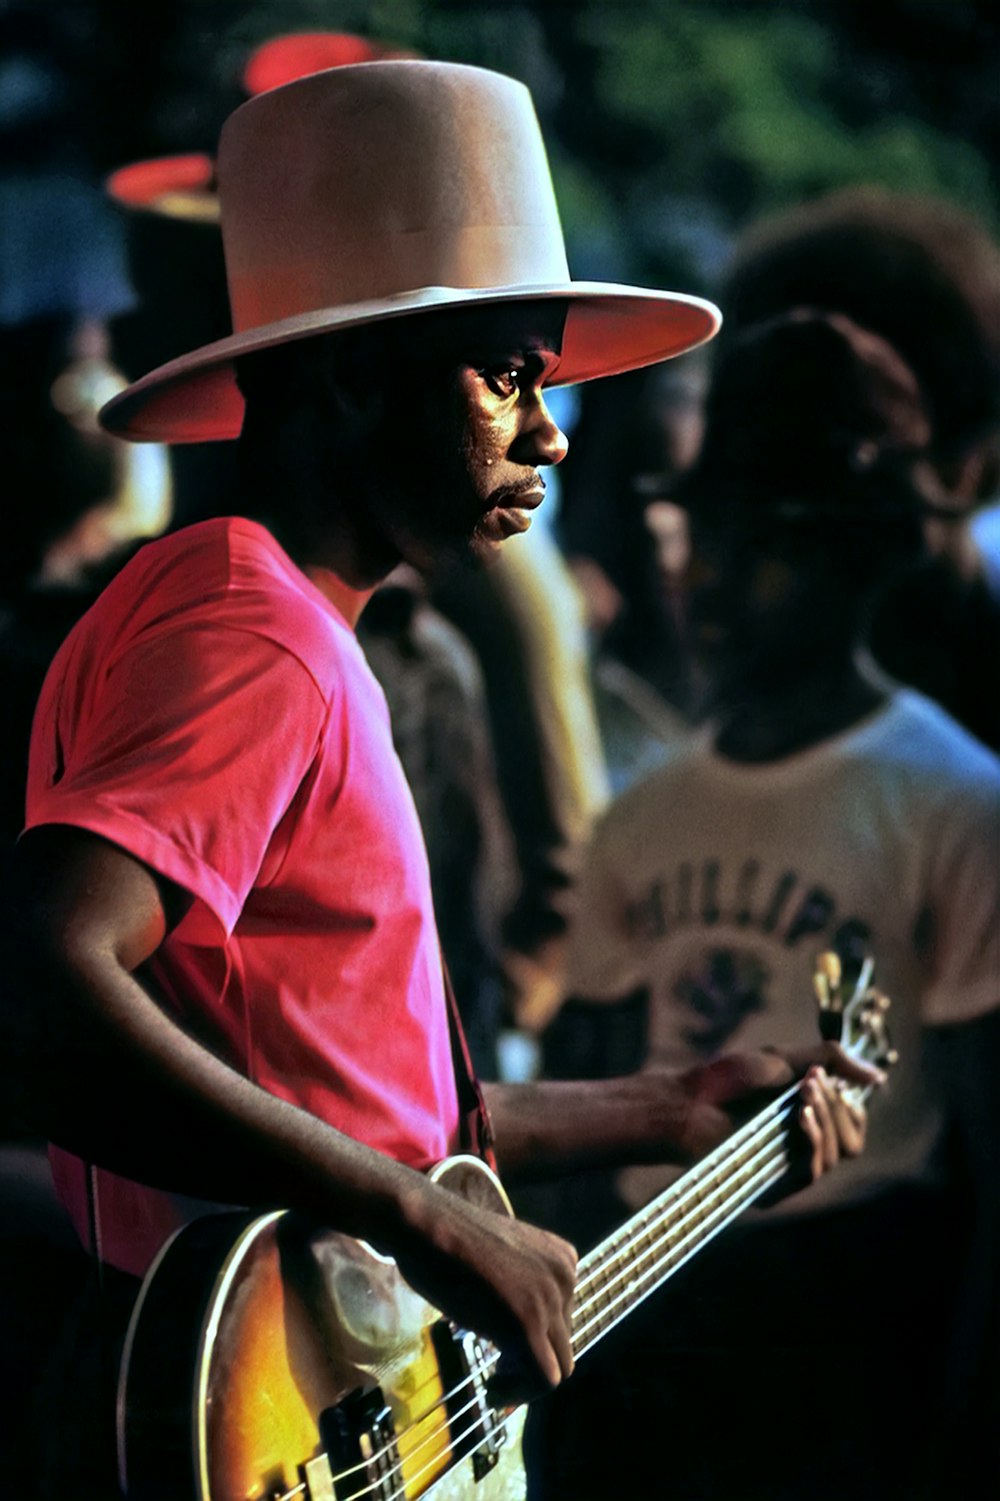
[802,1068,839,1174]
[496,1303,572,1405]
[809,1041,886,1090]
[551,1307,575,1383]
[523,1251,577,1389]
[798,1099,823,1181]
[827,1078,867,1157]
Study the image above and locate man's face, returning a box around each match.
[685,505,846,709]
[356,305,569,573]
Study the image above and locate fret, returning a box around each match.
[572,1103,795,1359]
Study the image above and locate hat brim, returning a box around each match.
[100,283,720,441]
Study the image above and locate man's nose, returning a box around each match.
[516,392,569,467]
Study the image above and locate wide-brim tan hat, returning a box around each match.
[101,60,720,443]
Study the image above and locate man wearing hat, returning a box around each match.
[1,63,874,1497]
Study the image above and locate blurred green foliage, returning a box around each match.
[14,0,997,294]
[207,0,1000,289]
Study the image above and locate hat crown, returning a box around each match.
[217,61,570,332]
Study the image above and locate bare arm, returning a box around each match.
[0,826,876,1398]
[485,1045,878,1185]
[1,825,578,1393]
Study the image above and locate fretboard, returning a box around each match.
[570,1083,799,1358]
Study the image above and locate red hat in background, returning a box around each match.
[105,32,418,223]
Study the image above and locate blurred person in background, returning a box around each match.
[721,186,1000,756]
[558,355,709,791]
[534,311,1000,1501]
[358,566,514,1078]
[0,19,173,1494]
[431,516,611,1039]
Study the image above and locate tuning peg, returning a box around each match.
[813,950,843,1012]
[814,952,846,1040]
[858,990,899,1068]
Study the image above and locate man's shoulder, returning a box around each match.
[870,689,1000,789]
[131,516,290,588]
[79,518,358,695]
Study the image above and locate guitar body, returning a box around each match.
[118,1156,527,1501]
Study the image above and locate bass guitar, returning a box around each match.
[118,954,893,1500]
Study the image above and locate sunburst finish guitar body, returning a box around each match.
[118,958,894,1501]
[119,1157,526,1501]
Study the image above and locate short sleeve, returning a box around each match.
[919,789,1000,1026]
[27,623,330,935]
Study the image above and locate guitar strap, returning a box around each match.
[440,957,498,1172]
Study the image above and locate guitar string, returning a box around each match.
[571,1096,801,1344]
[574,1085,794,1287]
[271,1097,802,1501]
[574,1068,874,1318]
[307,1124,797,1501]
[572,1133,790,1353]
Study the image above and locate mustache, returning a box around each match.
[488,475,546,505]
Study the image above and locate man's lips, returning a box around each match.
[482,481,546,539]
[499,478,546,509]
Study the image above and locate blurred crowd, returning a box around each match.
[2,22,998,1501]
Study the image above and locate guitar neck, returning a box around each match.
[570,1081,801,1359]
[568,958,891,1361]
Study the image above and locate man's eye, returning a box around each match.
[482,365,522,398]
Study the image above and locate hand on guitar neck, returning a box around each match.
[671,1037,879,1187]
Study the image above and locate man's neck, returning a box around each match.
[303,563,377,629]
[710,657,889,764]
[248,511,393,630]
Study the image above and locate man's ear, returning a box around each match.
[313,330,389,437]
[313,368,388,453]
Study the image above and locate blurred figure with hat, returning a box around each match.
[542,309,1000,1500]
[720,186,1000,756]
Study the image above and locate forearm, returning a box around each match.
[1,834,583,1396]
[483,1075,700,1181]
[484,1039,881,1184]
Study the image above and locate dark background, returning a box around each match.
[3,0,997,367]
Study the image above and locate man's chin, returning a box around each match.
[397,528,498,580]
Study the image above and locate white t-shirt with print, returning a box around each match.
[565,690,1000,1213]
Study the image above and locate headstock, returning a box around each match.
[812,950,898,1078]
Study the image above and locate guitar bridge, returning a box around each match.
[432,1322,507,1479]
[318,1386,401,1500]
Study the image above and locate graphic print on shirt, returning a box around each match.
[624,857,873,1054]
[674,946,770,1054]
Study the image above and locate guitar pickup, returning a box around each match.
[318,1386,400,1500]
[432,1322,507,1480]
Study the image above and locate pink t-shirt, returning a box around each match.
[26,517,460,1274]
